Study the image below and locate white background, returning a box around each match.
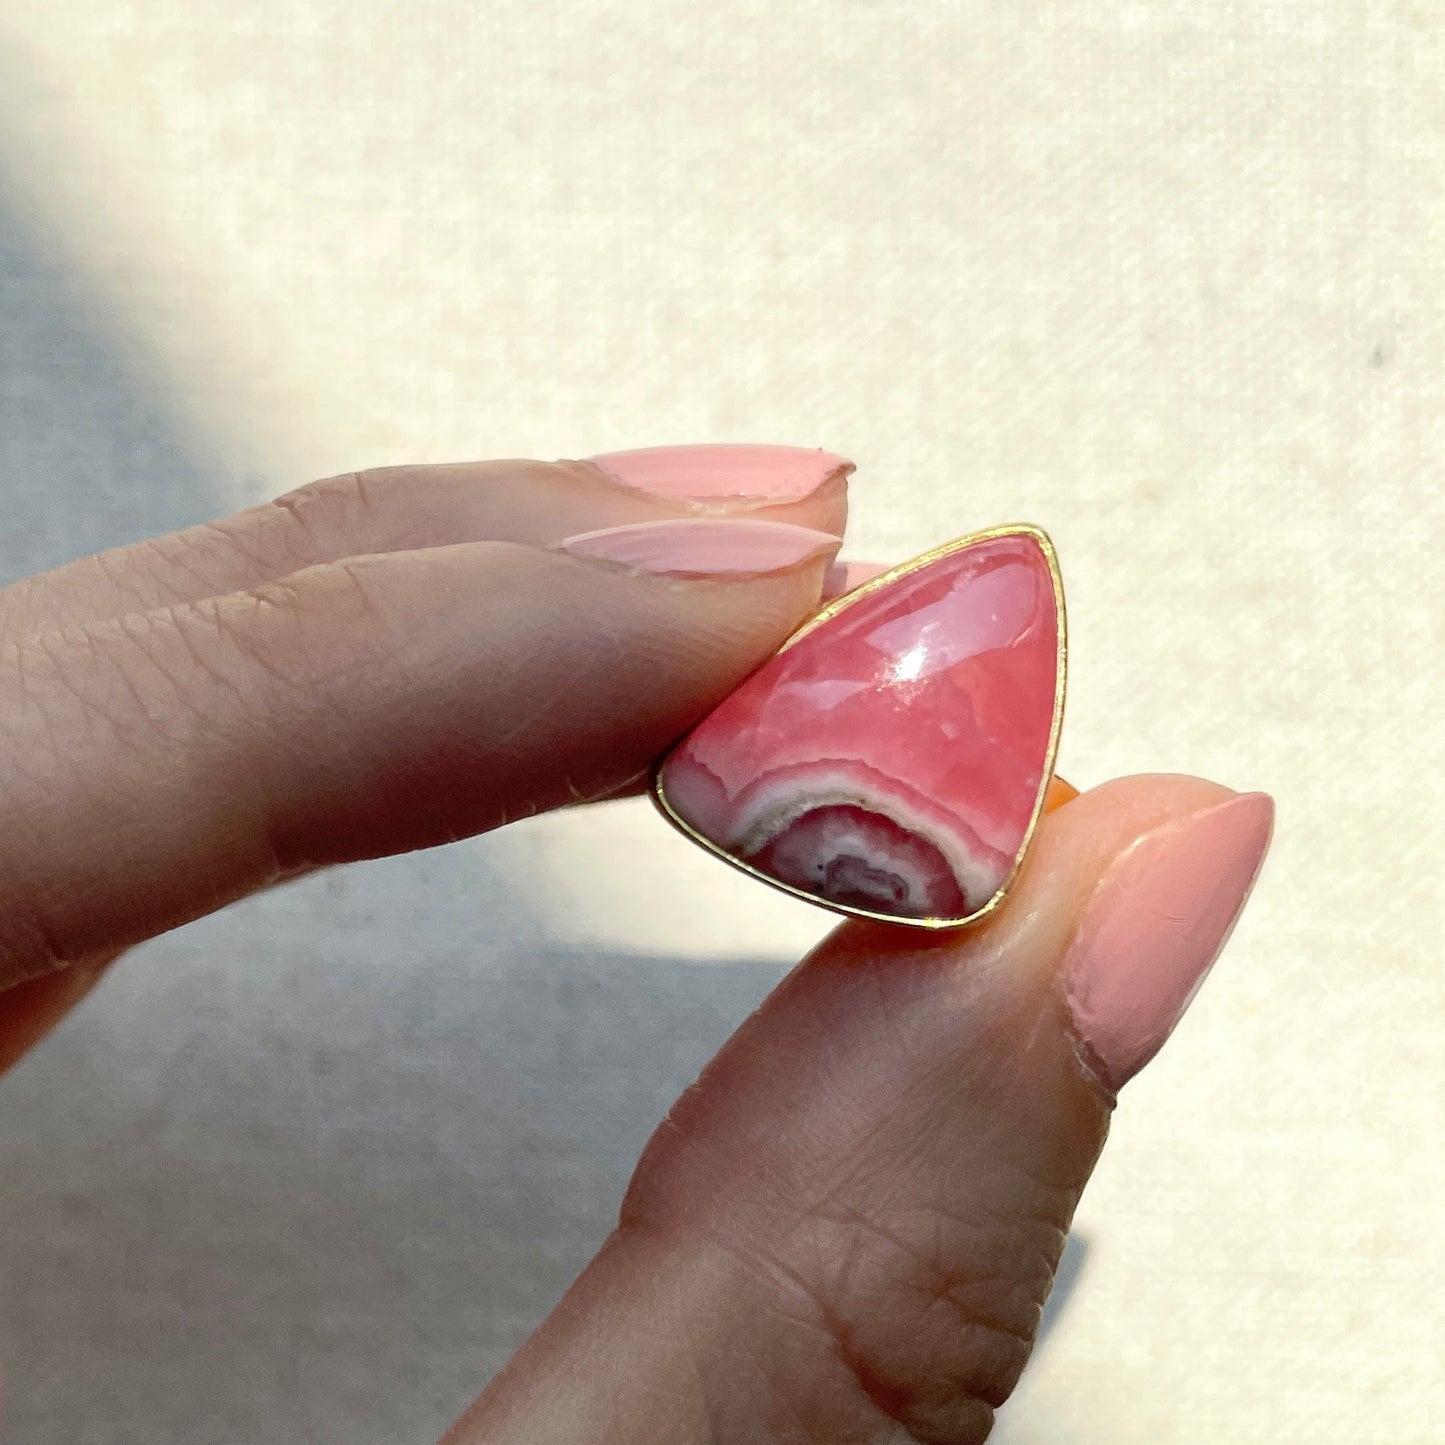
[1,3,1441,1441]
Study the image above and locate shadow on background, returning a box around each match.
[0,110,1081,1445]
[0,190,219,580]
[0,148,795,1443]
[0,123,589,1442]
[2,850,780,1441]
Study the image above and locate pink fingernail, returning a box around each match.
[586,444,854,503]
[821,559,890,600]
[561,519,842,578]
[1063,792,1275,1091]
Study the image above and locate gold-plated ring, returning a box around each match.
[652,524,1067,929]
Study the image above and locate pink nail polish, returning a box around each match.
[821,559,890,600]
[1063,792,1274,1091]
[586,444,854,503]
[561,519,841,577]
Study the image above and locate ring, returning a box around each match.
[650,524,1068,928]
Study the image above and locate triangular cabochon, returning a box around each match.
[657,529,1063,924]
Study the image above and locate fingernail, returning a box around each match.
[561,518,842,578]
[821,559,890,600]
[585,444,854,505]
[1063,792,1275,1091]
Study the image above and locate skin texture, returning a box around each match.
[442,774,1237,1445]
[0,453,1267,1443]
[0,456,850,639]
[1063,792,1274,1090]
[0,460,847,986]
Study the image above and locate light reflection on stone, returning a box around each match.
[657,530,1063,924]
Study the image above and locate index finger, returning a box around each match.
[0,445,851,634]
[0,518,842,989]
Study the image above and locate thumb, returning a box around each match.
[443,773,1274,1445]
[0,519,838,987]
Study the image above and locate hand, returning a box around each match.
[0,448,1271,1442]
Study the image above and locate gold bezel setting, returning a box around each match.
[650,523,1067,930]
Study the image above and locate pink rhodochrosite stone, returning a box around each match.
[656,529,1063,924]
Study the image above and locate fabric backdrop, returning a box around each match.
[1,3,1440,1441]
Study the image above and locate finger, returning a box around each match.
[0,445,851,634]
[443,773,1273,1445]
[0,520,841,989]
[0,788,1084,1072]
[822,558,888,599]
[0,951,118,1074]
[0,859,331,1072]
